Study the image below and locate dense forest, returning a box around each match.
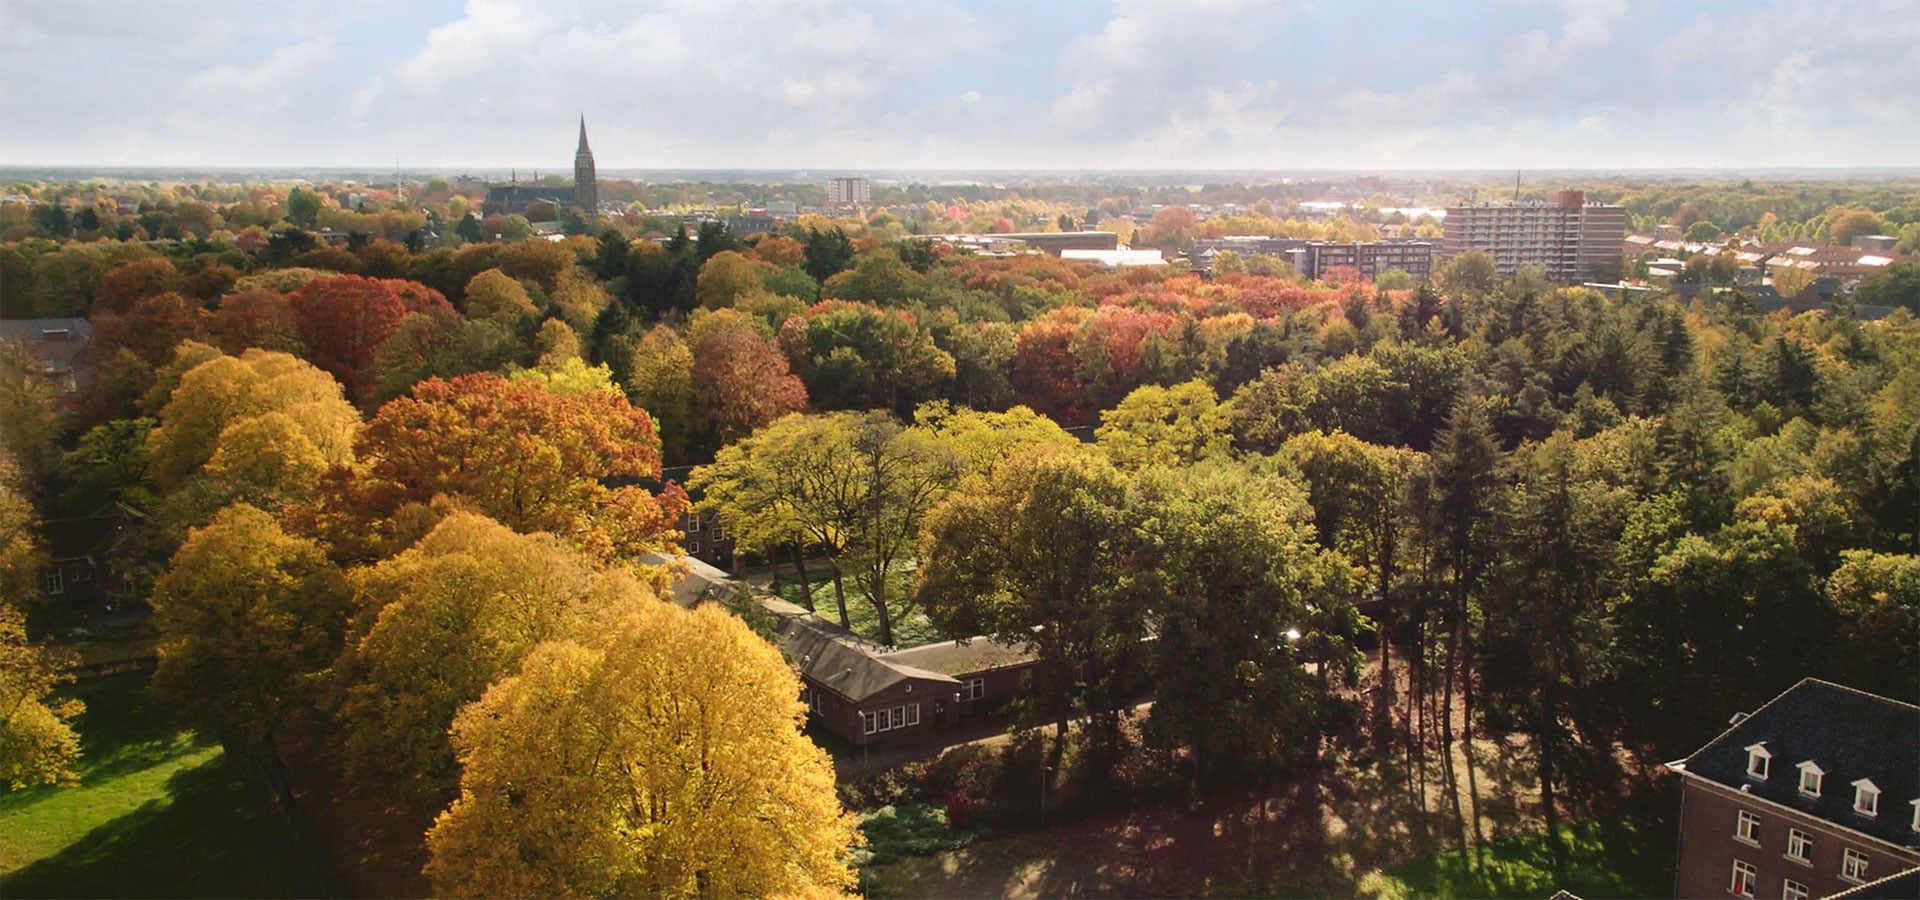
[2,176,1918,892]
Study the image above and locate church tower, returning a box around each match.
[573,115,597,217]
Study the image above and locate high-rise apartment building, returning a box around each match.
[827,176,872,205]
[1442,190,1626,283]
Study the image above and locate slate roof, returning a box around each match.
[773,611,958,703]
[1673,678,1920,848]
[879,636,1037,677]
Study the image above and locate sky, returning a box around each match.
[2,0,1916,171]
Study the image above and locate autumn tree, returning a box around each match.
[687,310,809,445]
[288,275,410,402]
[461,268,537,325]
[0,602,82,790]
[144,348,358,494]
[424,601,859,898]
[1096,379,1232,470]
[334,512,621,802]
[692,411,958,645]
[780,301,955,414]
[624,325,698,464]
[694,250,770,309]
[344,373,683,561]
[150,503,350,759]
[0,342,64,479]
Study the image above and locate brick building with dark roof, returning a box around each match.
[648,554,1040,749]
[1666,678,1920,899]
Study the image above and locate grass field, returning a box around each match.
[772,570,943,646]
[1357,819,1672,899]
[0,674,318,899]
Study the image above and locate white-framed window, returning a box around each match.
[1746,743,1771,780]
[710,522,724,540]
[684,513,699,534]
[1841,848,1868,883]
[861,703,922,735]
[1911,798,1920,833]
[1797,761,1824,797]
[1786,828,1812,863]
[686,541,700,555]
[1730,860,1757,898]
[72,563,91,582]
[1735,810,1761,845]
[44,569,62,595]
[1782,879,1807,900]
[1851,779,1879,817]
[962,677,984,701]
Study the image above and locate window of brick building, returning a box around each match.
[1730,860,1756,898]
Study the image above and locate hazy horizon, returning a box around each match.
[5,0,1917,172]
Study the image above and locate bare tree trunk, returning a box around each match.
[790,544,813,611]
[828,562,850,629]
[1540,680,1565,873]
[1441,625,1468,854]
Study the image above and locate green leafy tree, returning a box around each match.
[1096,379,1231,470]
[1135,462,1359,785]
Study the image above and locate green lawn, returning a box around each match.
[1357,819,1672,899]
[0,674,319,898]
[773,570,943,646]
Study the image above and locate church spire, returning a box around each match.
[573,115,598,218]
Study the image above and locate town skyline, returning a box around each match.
[3,0,1916,171]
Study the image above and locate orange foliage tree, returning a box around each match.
[342,373,685,560]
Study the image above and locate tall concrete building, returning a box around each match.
[1443,190,1626,283]
[827,176,871,205]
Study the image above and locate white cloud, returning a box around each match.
[0,0,1914,169]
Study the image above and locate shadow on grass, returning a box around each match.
[1361,819,1672,899]
[1,755,320,900]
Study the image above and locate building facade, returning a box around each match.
[1305,239,1434,281]
[1190,238,1432,281]
[1667,679,1920,900]
[826,176,872,206]
[1443,190,1627,283]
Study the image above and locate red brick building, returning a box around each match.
[1667,679,1920,900]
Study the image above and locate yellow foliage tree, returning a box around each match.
[424,601,858,898]
[150,503,349,757]
[145,348,358,491]
[462,268,537,324]
[336,512,631,800]
[0,603,82,790]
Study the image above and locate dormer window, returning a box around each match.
[1851,779,1879,816]
[1797,761,1825,797]
[1745,743,1771,780]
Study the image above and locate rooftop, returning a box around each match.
[1670,678,1919,848]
